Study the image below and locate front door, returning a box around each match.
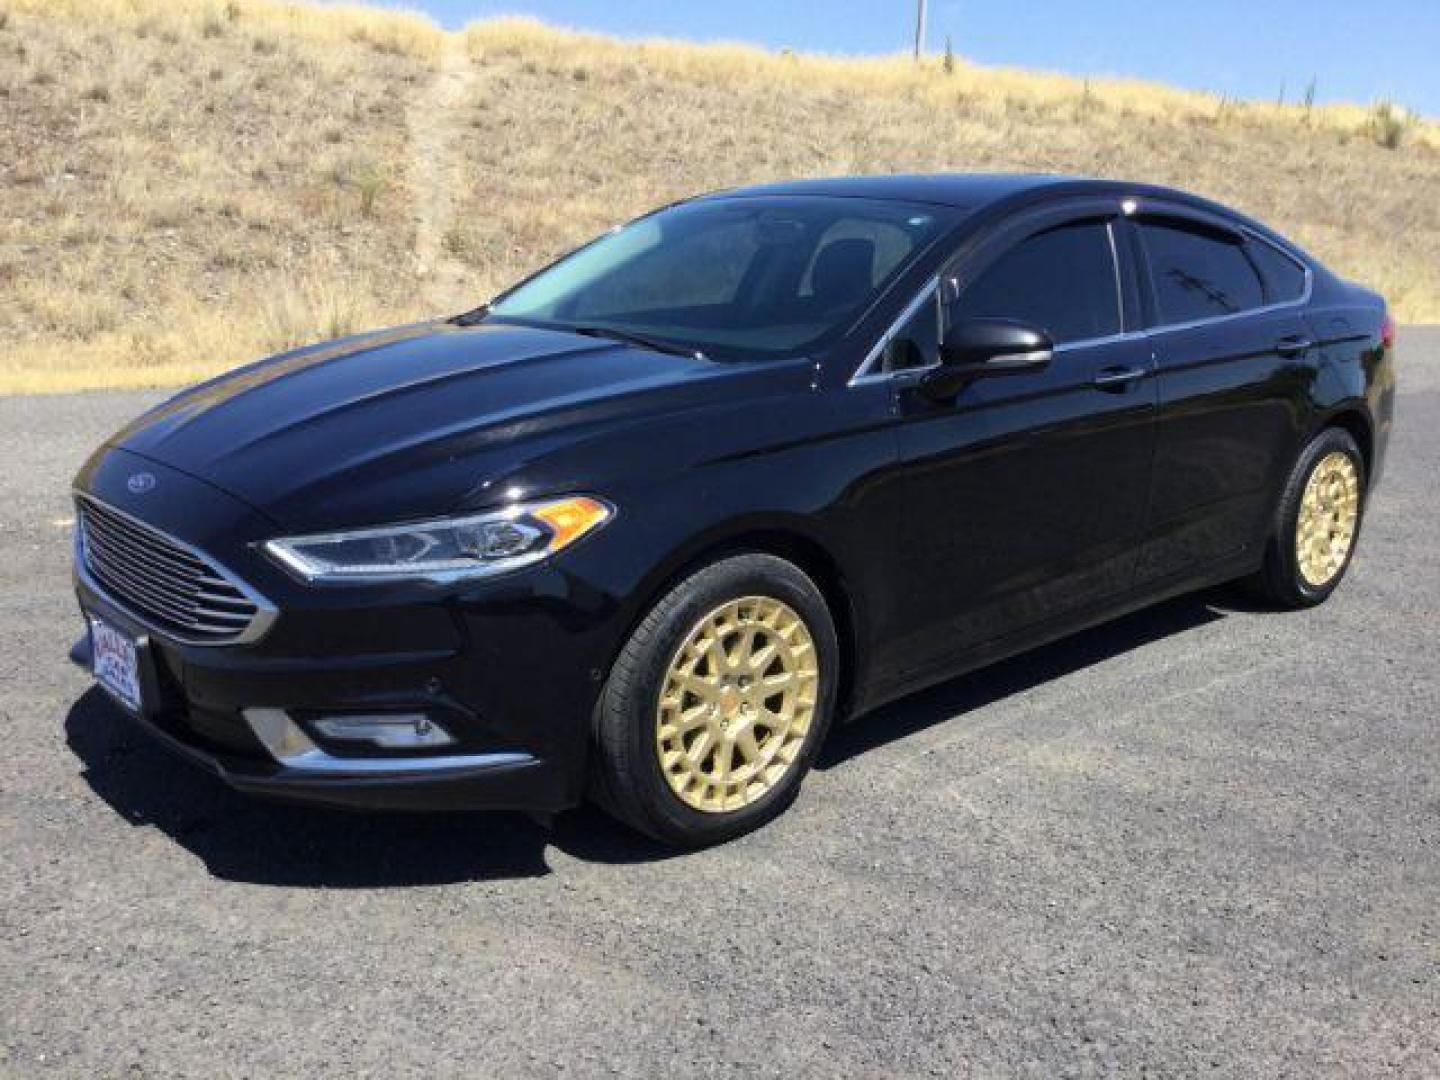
[887,209,1158,683]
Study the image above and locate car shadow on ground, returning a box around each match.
[63,693,676,887]
[65,587,1253,887]
[818,589,1237,770]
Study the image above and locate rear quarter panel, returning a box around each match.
[1305,281,1395,488]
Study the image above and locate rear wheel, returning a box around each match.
[592,554,838,847]
[1248,427,1366,608]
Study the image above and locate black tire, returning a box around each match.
[591,553,839,847]
[1247,427,1366,609]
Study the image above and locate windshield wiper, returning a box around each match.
[572,325,708,361]
[449,303,490,327]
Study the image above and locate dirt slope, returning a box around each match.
[2,3,1436,392]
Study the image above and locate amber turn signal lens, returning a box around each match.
[533,497,613,551]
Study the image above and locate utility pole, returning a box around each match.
[913,0,927,59]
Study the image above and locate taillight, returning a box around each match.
[1381,311,1397,350]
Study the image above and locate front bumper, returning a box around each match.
[67,451,635,814]
[68,626,571,812]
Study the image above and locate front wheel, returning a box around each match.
[1248,427,1366,608]
[591,554,839,847]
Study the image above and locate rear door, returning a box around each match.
[1128,209,1316,583]
[884,200,1158,681]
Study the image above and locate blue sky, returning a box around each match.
[385,0,1439,115]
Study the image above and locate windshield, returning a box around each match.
[485,196,961,359]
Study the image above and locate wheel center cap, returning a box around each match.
[718,684,743,718]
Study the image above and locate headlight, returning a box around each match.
[263,496,613,583]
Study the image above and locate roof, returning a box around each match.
[705,173,1082,209]
[698,173,1290,249]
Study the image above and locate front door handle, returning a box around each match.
[1092,365,1147,391]
[1275,335,1314,357]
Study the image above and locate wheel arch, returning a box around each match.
[617,522,863,725]
[1318,406,1374,480]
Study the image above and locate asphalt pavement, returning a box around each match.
[2,331,1436,1078]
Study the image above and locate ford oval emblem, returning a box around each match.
[127,472,157,494]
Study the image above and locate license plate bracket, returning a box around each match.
[88,614,144,715]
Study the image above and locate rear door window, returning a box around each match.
[1246,239,1308,303]
[949,219,1121,345]
[1140,219,1264,324]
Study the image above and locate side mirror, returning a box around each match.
[919,318,1053,401]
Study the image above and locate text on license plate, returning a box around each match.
[89,615,142,714]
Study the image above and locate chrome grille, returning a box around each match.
[76,495,271,645]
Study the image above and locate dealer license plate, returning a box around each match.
[89,615,142,714]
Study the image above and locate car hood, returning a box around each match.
[109,320,806,529]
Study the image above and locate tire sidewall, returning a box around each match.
[612,556,839,845]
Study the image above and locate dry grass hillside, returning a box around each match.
[1,0,441,392]
[2,2,1437,393]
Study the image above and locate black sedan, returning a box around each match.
[71,174,1396,846]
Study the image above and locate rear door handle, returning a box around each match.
[1275,335,1314,357]
[1092,365,1147,391]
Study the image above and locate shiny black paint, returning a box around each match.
[71,175,1395,812]
[886,328,1160,690]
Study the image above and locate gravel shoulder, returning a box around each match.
[1,331,1437,1078]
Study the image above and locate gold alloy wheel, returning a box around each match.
[1296,451,1361,587]
[655,596,820,813]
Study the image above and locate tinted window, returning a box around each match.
[487,197,958,359]
[881,288,940,372]
[1141,220,1264,323]
[950,220,1120,345]
[1247,239,1308,303]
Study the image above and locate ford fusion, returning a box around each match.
[71,175,1395,846]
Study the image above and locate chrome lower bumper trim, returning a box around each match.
[243,708,533,776]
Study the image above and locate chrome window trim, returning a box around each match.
[1246,229,1316,305]
[1141,291,1312,339]
[1052,329,1151,354]
[74,491,278,647]
[848,219,1315,385]
[1105,220,1125,331]
[849,280,941,384]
